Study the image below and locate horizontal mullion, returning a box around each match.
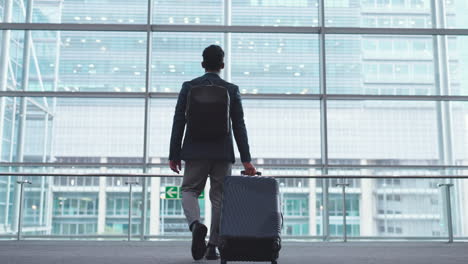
[0,23,149,31]
[5,91,468,101]
[323,27,468,35]
[3,162,468,170]
[152,25,320,33]
[1,23,468,35]
[326,94,468,101]
[1,172,467,178]
[0,91,148,98]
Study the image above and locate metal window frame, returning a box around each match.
[1,0,468,242]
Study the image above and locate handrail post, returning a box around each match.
[126,181,139,241]
[438,183,454,243]
[336,183,350,242]
[16,179,32,240]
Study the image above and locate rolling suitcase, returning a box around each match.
[219,171,282,264]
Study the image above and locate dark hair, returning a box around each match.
[202,45,224,71]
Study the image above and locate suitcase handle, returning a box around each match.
[240,171,262,176]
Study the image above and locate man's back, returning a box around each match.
[169,72,251,164]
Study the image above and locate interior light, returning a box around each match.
[249,41,254,45]
[168,65,175,68]
[134,71,141,75]
[244,72,250,75]
[118,19,124,23]
[73,70,77,74]
[215,41,220,45]
[81,39,86,43]
[195,17,200,24]
[113,67,120,71]
[101,17,107,21]
[169,69,176,73]
[248,46,254,49]
[100,46,107,51]
[241,89,247,94]
[277,48,282,53]
[252,89,258,94]
[89,64,95,68]
[138,40,144,44]
[96,39,101,43]
[299,64,305,68]
[129,19,135,23]
[125,87,132,92]
[132,65,137,69]
[49,63,54,67]
[66,38,71,42]
[74,16,80,21]
[286,66,292,70]
[169,17,174,24]
[85,16,92,21]
[114,87,121,92]
[184,17,189,24]
[294,72,301,77]
[264,68,269,72]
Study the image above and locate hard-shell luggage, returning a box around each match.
[219,172,282,264]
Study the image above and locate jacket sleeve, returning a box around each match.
[169,82,190,161]
[231,85,252,163]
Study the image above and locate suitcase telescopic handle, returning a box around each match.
[240,171,262,176]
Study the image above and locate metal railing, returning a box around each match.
[1,173,466,243]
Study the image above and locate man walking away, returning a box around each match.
[169,45,257,260]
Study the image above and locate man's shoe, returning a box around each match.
[191,222,208,260]
[205,244,219,260]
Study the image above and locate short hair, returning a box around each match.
[202,45,224,71]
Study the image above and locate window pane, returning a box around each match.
[328,101,440,166]
[5,31,146,92]
[326,35,435,95]
[151,32,223,92]
[326,0,432,28]
[231,34,319,94]
[232,0,319,26]
[447,36,468,96]
[6,0,147,23]
[445,0,468,28]
[153,0,223,25]
[149,99,321,163]
[3,97,145,163]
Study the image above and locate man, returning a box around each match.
[169,45,257,260]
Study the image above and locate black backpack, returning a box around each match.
[186,79,230,140]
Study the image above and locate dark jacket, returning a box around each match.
[169,72,251,163]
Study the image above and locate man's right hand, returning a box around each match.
[242,162,257,176]
[169,160,182,174]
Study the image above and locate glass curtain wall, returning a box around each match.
[1,0,468,240]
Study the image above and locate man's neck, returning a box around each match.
[205,71,220,75]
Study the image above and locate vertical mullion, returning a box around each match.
[224,0,232,82]
[318,0,329,241]
[431,0,456,239]
[140,0,153,241]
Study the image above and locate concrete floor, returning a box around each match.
[0,241,467,264]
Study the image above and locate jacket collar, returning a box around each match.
[203,72,221,79]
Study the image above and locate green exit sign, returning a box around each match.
[165,186,204,199]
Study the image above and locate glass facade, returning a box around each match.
[1,0,468,240]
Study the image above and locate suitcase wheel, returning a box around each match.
[220,259,227,264]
